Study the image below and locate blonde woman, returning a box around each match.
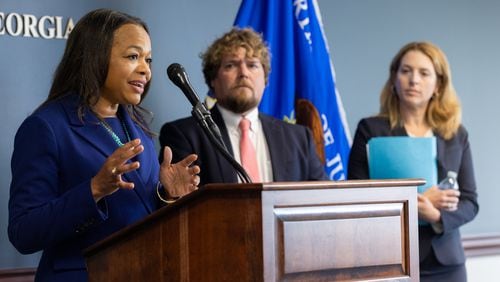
[348,41,478,281]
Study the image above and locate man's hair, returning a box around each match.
[201,27,271,91]
[379,41,461,139]
[45,8,152,133]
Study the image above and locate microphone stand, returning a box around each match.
[191,102,252,184]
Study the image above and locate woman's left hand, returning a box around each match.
[160,146,200,199]
[423,186,460,211]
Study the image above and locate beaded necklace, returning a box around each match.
[100,117,131,147]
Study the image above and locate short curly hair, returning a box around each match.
[201,27,271,92]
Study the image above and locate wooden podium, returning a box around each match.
[85,179,422,281]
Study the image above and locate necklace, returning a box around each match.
[100,117,131,147]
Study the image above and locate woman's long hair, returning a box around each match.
[379,41,461,139]
[44,9,153,135]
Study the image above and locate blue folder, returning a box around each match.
[367,136,437,194]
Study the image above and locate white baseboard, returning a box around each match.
[466,255,500,282]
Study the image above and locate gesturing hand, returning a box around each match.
[91,139,144,202]
[160,146,200,199]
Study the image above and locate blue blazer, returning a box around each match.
[159,106,328,185]
[9,94,161,281]
[348,117,479,267]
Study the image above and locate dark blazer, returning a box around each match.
[160,106,328,185]
[9,94,161,282]
[348,116,479,267]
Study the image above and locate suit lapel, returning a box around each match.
[260,114,287,181]
[63,98,153,213]
[118,107,154,213]
[211,107,238,182]
[435,136,446,179]
[64,98,118,159]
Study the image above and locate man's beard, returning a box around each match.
[218,93,259,114]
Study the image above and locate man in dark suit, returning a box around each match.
[160,27,328,185]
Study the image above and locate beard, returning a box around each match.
[217,90,260,114]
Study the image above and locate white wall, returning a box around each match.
[467,255,500,281]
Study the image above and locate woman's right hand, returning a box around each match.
[422,185,460,211]
[417,194,441,223]
[91,138,144,202]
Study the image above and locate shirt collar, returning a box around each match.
[217,105,259,132]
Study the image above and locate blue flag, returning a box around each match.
[234,0,351,180]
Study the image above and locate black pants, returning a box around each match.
[420,248,467,282]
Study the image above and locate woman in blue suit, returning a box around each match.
[8,9,200,281]
[348,42,478,281]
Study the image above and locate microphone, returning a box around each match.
[166,63,252,183]
[167,63,224,144]
[167,63,200,107]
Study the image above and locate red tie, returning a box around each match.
[239,117,260,182]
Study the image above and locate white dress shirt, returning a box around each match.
[217,105,273,182]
